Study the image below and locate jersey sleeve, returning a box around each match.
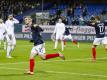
[4,24,8,32]
[38,26,44,32]
[13,18,19,24]
[85,21,95,27]
[104,20,107,26]
[53,24,57,34]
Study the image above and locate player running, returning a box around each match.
[63,26,79,48]
[88,16,107,61]
[5,14,19,58]
[53,18,65,51]
[24,17,65,75]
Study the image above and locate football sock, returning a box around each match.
[73,40,77,44]
[7,45,12,57]
[30,59,35,72]
[46,53,59,59]
[63,40,66,45]
[61,41,64,51]
[4,41,6,50]
[54,40,58,49]
[11,45,15,51]
[92,47,96,60]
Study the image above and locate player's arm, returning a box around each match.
[85,21,95,27]
[51,25,57,42]
[104,20,107,26]
[38,26,44,32]
[62,24,66,35]
[53,24,57,34]
[13,18,19,24]
[3,24,8,34]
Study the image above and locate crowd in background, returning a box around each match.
[0,0,107,25]
[0,0,40,21]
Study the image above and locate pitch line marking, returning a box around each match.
[0,67,107,78]
[0,57,107,65]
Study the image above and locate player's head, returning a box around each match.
[58,18,62,23]
[91,16,101,23]
[24,16,32,25]
[0,18,3,23]
[8,14,13,20]
[95,16,101,22]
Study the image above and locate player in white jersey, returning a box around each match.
[53,18,65,51]
[0,19,8,50]
[5,14,19,58]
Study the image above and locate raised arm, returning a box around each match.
[13,18,19,24]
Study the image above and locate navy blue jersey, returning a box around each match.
[64,27,72,35]
[92,21,107,38]
[31,25,44,46]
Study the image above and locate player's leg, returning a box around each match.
[61,40,64,51]
[92,38,100,61]
[60,35,64,51]
[0,34,3,49]
[7,41,12,58]
[26,46,38,75]
[102,37,107,51]
[54,34,59,49]
[11,35,16,51]
[6,35,12,58]
[70,35,79,47]
[63,35,67,46]
[92,45,97,62]
[39,44,65,60]
[3,35,7,50]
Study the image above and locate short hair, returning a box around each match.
[95,16,101,21]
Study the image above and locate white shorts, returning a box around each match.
[93,37,107,45]
[31,44,45,55]
[56,34,64,40]
[7,34,16,45]
[64,34,73,41]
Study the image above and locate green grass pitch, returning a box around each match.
[0,40,107,80]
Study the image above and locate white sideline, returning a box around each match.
[0,57,107,65]
[0,67,107,78]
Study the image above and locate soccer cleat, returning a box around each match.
[24,71,34,75]
[6,56,13,58]
[58,52,65,60]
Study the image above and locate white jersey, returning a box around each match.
[5,18,19,35]
[0,23,6,34]
[0,23,7,40]
[54,23,65,35]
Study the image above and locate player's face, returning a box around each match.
[24,17,32,25]
[8,15,13,20]
[58,19,62,23]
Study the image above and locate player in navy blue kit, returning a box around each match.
[24,17,65,75]
[89,16,107,61]
[63,26,79,48]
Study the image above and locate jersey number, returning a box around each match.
[99,24,104,33]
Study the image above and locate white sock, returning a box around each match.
[4,41,6,50]
[7,45,12,57]
[61,41,64,51]
[11,45,15,51]
[54,40,58,49]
